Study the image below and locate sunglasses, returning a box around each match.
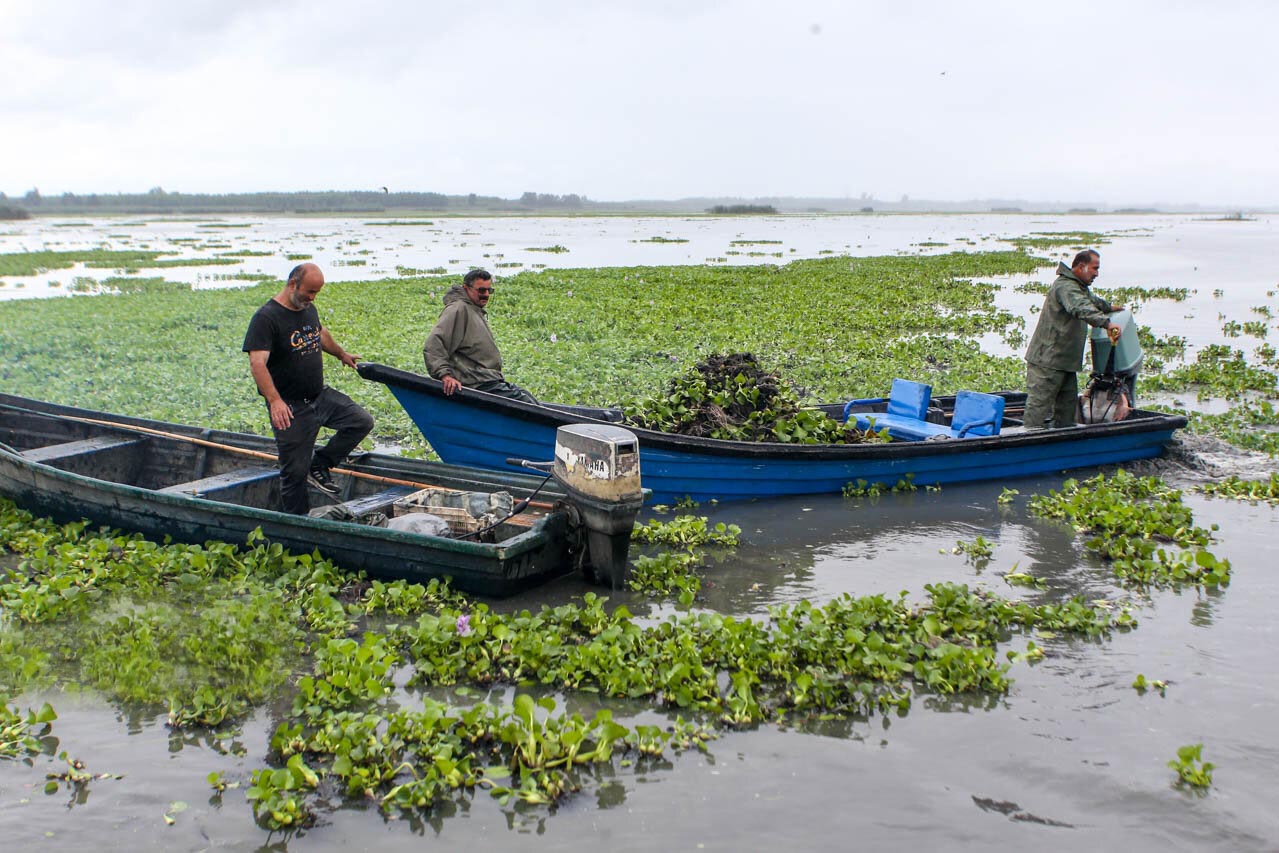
[469,286,494,295]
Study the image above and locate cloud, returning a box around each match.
[3,0,1278,204]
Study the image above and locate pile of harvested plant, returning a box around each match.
[622,352,885,444]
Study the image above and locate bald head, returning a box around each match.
[280,263,324,310]
[288,262,323,289]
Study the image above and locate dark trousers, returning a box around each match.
[473,380,539,405]
[271,386,374,514]
[1024,363,1078,429]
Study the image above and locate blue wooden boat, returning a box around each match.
[357,363,1187,503]
[0,393,642,596]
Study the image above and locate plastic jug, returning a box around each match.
[1089,308,1142,374]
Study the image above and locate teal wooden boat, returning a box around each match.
[0,393,637,596]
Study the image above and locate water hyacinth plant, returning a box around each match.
[1028,471,1231,588]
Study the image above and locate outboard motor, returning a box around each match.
[553,424,644,587]
[510,424,644,587]
[1082,308,1143,423]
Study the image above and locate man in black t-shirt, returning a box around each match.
[243,263,373,514]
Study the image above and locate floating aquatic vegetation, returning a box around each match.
[245,754,318,828]
[0,250,167,277]
[1004,231,1112,251]
[1144,344,1278,400]
[395,265,447,276]
[1168,743,1214,789]
[628,517,741,603]
[952,535,994,564]
[842,474,917,498]
[1138,326,1187,362]
[1177,402,1279,456]
[1002,567,1046,588]
[1095,284,1189,304]
[0,501,350,719]
[0,701,56,760]
[1028,471,1231,588]
[628,550,703,603]
[101,277,193,294]
[1131,673,1167,696]
[1198,473,1279,504]
[0,493,1143,833]
[631,515,741,547]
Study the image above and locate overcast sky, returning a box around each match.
[2,0,1276,205]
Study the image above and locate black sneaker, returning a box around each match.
[307,465,339,496]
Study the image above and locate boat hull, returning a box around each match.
[358,363,1187,503]
[0,394,581,597]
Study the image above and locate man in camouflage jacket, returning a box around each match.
[1023,250,1122,429]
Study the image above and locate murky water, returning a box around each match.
[3,214,1278,850]
[4,486,1276,851]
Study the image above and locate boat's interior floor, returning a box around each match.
[1,408,541,541]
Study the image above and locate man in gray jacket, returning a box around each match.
[423,269,537,403]
[1023,249,1122,429]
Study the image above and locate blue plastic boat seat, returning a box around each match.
[886,379,932,419]
[846,379,940,438]
[866,416,952,440]
[948,391,1005,438]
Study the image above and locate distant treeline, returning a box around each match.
[0,188,1214,217]
[706,204,778,215]
[0,188,596,216]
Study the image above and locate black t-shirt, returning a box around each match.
[243,300,324,401]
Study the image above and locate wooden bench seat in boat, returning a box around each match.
[20,435,147,463]
[20,435,150,480]
[157,465,279,498]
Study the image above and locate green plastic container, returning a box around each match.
[1089,308,1142,374]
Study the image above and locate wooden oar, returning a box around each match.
[2,404,556,510]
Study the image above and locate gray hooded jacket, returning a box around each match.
[423,284,507,387]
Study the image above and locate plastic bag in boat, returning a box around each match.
[385,512,454,538]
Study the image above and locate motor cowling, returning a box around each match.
[552,424,643,587]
